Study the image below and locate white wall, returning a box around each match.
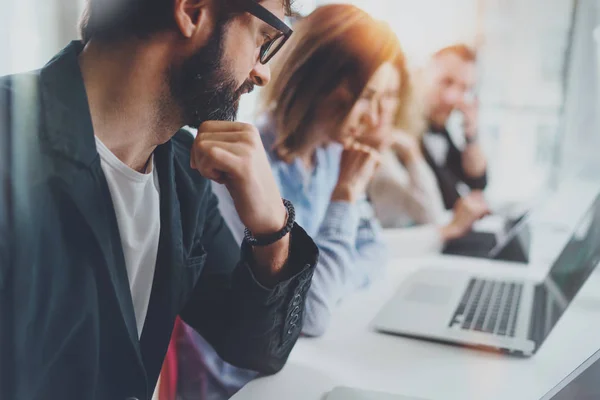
[0,0,85,76]
[559,0,600,183]
[316,0,479,65]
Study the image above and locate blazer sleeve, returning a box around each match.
[208,186,368,339]
[179,189,318,375]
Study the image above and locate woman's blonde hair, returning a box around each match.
[260,4,410,160]
[393,68,428,138]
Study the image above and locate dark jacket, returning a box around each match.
[0,41,318,400]
[422,127,488,209]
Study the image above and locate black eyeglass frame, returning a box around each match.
[245,1,293,64]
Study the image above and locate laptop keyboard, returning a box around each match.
[449,278,523,337]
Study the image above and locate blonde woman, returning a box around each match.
[367,69,489,256]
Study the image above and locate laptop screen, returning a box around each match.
[530,195,600,349]
[487,208,532,259]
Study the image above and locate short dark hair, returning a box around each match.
[433,43,477,63]
[79,0,295,44]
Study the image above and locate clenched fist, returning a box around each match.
[331,142,381,203]
[191,121,287,237]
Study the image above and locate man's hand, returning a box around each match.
[331,142,380,203]
[191,121,286,236]
[191,121,289,284]
[440,191,490,241]
[457,96,479,141]
[457,96,487,177]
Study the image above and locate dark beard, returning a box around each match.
[168,21,254,128]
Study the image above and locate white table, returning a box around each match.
[233,181,600,400]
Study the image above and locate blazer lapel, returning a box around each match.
[139,139,186,385]
[38,41,144,370]
[62,165,145,355]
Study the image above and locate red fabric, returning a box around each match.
[159,317,183,400]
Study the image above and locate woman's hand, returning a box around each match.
[331,142,381,203]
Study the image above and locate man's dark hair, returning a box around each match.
[433,43,477,63]
[79,0,294,44]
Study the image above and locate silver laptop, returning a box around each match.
[373,194,600,357]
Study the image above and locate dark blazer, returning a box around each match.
[0,42,318,400]
[422,127,488,209]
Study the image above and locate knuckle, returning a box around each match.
[242,123,259,135]
[197,121,213,131]
[208,146,220,159]
[196,140,210,153]
[196,131,210,144]
[246,127,261,145]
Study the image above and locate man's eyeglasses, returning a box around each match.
[245,1,293,64]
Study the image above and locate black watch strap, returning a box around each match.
[244,199,295,247]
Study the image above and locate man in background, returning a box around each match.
[421,44,488,209]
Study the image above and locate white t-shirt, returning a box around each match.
[95,137,161,338]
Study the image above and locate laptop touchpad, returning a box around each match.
[404,283,452,305]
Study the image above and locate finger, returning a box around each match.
[193,145,227,181]
[342,137,356,149]
[197,130,260,145]
[369,149,381,164]
[347,142,375,156]
[195,140,249,158]
[366,151,381,167]
[193,146,242,181]
[196,161,226,182]
[193,150,223,181]
[356,143,381,162]
[353,142,372,152]
[198,121,256,133]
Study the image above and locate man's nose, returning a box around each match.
[249,61,271,87]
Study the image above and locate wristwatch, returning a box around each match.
[244,199,295,247]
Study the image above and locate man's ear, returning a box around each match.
[173,0,215,40]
